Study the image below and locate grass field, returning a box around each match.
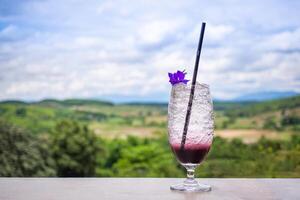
[215,129,292,143]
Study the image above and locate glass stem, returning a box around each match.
[184,164,197,185]
[187,168,195,180]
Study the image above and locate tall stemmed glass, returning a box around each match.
[168,82,214,192]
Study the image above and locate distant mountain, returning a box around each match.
[121,102,168,107]
[0,99,114,107]
[232,91,299,102]
[37,99,114,107]
[0,100,28,105]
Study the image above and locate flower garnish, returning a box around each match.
[168,70,189,85]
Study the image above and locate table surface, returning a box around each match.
[0,178,299,200]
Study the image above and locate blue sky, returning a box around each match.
[0,0,300,102]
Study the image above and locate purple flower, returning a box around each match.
[168,70,189,85]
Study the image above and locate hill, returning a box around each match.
[36,99,113,107]
[225,95,300,117]
[0,96,299,137]
[213,101,255,111]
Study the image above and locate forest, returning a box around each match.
[0,96,300,177]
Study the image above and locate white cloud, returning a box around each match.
[0,0,299,101]
[198,24,234,44]
[259,28,300,51]
[137,19,184,45]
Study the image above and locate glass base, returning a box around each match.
[170,179,211,192]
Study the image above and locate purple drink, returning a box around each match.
[168,77,214,191]
[170,143,211,164]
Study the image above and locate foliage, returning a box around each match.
[198,136,300,177]
[0,120,56,177]
[94,134,300,178]
[1,119,300,177]
[0,96,300,177]
[263,117,280,130]
[281,114,300,126]
[51,120,101,177]
[98,136,183,177]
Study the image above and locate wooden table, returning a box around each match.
[0,178,299,200]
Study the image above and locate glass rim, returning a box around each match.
[172,82,210,89]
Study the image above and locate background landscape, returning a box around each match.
[1,94,299,177]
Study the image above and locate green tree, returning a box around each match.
[103,135,184,177]
[112,143,183,177]
[15,107,27,117]
[0,120,56,177]
[263,117,279,130]
[281,114,300,126]
[51,120,100,177]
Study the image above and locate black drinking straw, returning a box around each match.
[180,22,206,150]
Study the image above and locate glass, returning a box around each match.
[168,82,214,192]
